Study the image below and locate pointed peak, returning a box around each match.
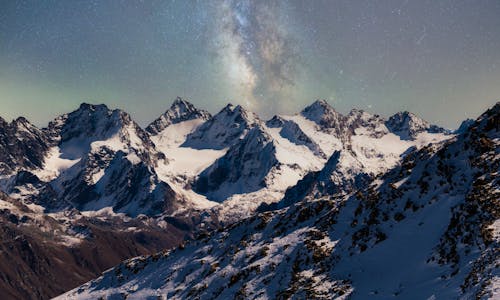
[217,103,251,118]
[387,110,427,125]
[385,110,447,140]
[171,96,194,109]
[301,99,344,128]
[220,103,236,113]
[168,97,196,113]
[146,97,210,134]
[266,115,285,128]
[312,99,330,107]
[302,99,337,115]
[10,116,40,133]
[172,96,187,104]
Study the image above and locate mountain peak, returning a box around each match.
[385,110,445,140]
[222,103,235,111]
[182,103,259,150]
[301,99,347,136]
[301,99,340,121]
[266,115,286,128]
[311,99,330,107]
[146,97,211,135]
[171,96,189,106]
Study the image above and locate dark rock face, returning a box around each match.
[182,104,258,150]
[385,111,447,140]
[455,118,475,134]
[279,120,326,158]
[194,125,278,201]
[265,115,286,128]
[146,97,211,135]
[0,117,49,174]
[301,99,348,137]
[277,151,371,208]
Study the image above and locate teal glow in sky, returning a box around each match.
[1,0,499,128]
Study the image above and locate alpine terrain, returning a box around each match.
[0,98,497,299]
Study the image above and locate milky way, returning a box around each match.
[208,1,299,113]
[1,0,499,128]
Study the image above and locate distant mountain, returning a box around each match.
[0,117,49,174]
[146,97,211,135]
[385,111,448,140]
[34,103,182,216]
[182,104,259,150]
[60,102,499,300]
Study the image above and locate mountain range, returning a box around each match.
[0,98,497,299]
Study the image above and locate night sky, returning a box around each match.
[1,0,499,128]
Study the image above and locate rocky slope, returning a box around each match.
[59,102,499,299]
[0,191,187,300]
[0,117,50,175]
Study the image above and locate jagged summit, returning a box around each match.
[300,100,348,138]
[301,99,340,123]
[146,97,211,135]
[385,110,446,140]
[265,115,286,128]
[0,115,49,174]
[43,103,160,164]
[182,102,259,150]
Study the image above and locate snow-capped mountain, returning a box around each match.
[385,110,448,140]
[182,103,259,150]
[190,100,451,213]
[146,97,211,135]
[30,103,183,216]
[0,117,50,174]
[0,99,454,220]
[59,102,499,300]
[194,124,279,201]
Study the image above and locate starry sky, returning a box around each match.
[1,0,499,128]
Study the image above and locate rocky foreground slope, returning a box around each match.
[59,104,498,299]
